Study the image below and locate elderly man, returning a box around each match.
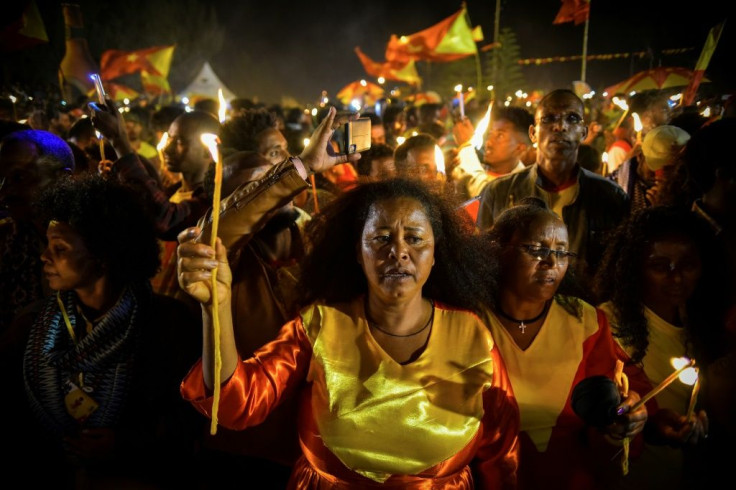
[477,89,629,295]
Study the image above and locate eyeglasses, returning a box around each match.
[517,244,577,262]
[537,113,584,126]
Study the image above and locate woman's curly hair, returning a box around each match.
[593,205,725,364]
[297,178,497,314]
[37,175,160,285]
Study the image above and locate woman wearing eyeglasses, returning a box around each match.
[476,197,651,490]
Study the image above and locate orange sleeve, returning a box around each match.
[180,318,312,430]
[472,344,520,490]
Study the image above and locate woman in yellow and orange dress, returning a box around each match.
[177,112,519,488]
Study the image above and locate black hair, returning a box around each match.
[37,175,160,285]
[297,178,496,313]
[394,133,436,171]
[593,205,726,364]
[219,108,279,152]
[357,143,394,177]
[492,106,534,143]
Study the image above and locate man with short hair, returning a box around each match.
[451,106,534,199]
[394,133,441,185]
[477,89,629,295]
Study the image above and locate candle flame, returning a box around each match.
[218,88,227,123]
[471,101,493,150]
[632,112,643,132]
[602,151,609,163]
[303,138,310,148]
[396,136,406,145]
[360,79,367,87]
[671,357,698,385]
[156,132,169,151]
[454,84,463,93]
[679,367,699,386]
[434,145,445,174]
[200,133,220,163]
[613,97,628,111]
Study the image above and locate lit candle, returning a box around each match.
[686,368,700,419]
[631,357,695,412]
[612,98,629,131]
[470,101,493,150]
[434,144,445,175]
[454,84,464,119]
[632,112,643,145]
[200,133,224,435]
[96,131,105,162]
[156,132,169,169]
[217,88,227,123]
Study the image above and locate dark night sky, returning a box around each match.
[206,0,734,104]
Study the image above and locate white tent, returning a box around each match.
[179,61,236,101]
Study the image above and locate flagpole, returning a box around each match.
[580,1,591,82]
[492,0,501,90]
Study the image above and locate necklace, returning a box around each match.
[367,301,435,338]
[497,301,550,334]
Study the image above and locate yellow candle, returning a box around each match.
[686,370,701,419]
[631,358,695,412]
[200,133,223,435]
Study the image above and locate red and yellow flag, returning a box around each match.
[683,21,725,106]
[141,45,175,95]
[385,7,479,63]
[0,0,48,52]
[354,47,421,85]
[553,0,590,26]
[100,47,161,80]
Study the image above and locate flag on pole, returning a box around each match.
[682,21,725,106]
[354,47,421,85]
[385,7,479,63]
[553,0,590,26]
[0,0,48,52]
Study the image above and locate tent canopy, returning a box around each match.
[179,61,236,102]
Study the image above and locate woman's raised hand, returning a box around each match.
[177,227,232,307]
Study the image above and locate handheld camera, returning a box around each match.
[343,117,371,154]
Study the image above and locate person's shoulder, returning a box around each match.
[580,167,627,198]
[481,165,532,195]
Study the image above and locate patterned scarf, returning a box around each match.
[23,283,151,436]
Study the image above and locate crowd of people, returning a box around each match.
[0,82,733,489]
